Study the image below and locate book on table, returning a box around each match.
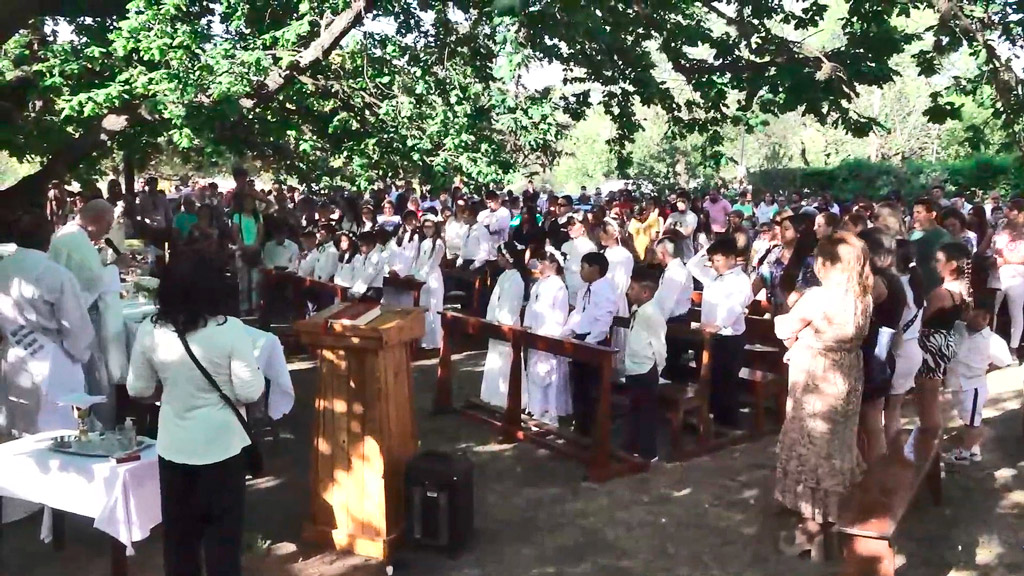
[328,302,382,327]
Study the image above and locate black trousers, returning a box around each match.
[662,314,691,381]
[159,453,246,576]
[625,366,659,461]
[570,333,595,437]
[709,334,746,427]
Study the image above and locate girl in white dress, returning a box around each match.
[480,241,528,409]
[413,215,445,349]
[524,247,571,425]
[333,231,358,288]
[599,218,634,376]
[561,215,598,305]
[383,210,421,307]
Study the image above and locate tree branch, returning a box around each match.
[1,0,130,47]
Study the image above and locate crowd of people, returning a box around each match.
[21,169,1024,565]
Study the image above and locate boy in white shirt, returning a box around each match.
[297,230,318,278]
[686,236,753,429]
[262,220,300,272]
[563,252,617,437]
[349,231,386,302]
[623,269,667,462]
[944,303,1013,464]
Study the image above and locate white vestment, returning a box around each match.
[523,275,570,423]
[560,236,598,305]
[48,223,124,426]
[382,231,420,308]
[480,269,526,409]
[412,239,445,349]
[0,245,94,523]
[604,245,634,377]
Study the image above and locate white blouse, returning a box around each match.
[126,316,264,465]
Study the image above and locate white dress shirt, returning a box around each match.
[334,252,358,288]
[624,300,667,376]
[564,275,618,344]
[653,257,693,319]
[478,206,511,245]
[312,242,339,283]
[457,223,491,269]
[350,246,385,296]
[263,239,300,272]
[298,250,318,278]
[945,324,1013,391]
[126,316,264,465]
[686,249,753,336]
[444,220,469,259]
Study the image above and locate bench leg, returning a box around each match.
[842,535,895,576]
[52,509,66,552]
[927,451,943,506]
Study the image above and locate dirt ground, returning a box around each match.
[3,351,1023,576]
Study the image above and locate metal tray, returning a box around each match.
[49,434,155,458]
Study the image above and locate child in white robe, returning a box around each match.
[561,215,598,305]
[524,247,571,425]
[383,211,421,308]
[413,215,445,349]
[598,218,634,377]
[349,232,385,302]
[480,241,527,409]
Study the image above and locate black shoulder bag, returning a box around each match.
[177,332,264,477]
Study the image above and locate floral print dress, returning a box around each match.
[756,245,820,315]
[773,286,871,523]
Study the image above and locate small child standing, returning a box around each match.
[479,241,528,409]
[349,231,385,302]
[523,248,571,426]
[686,237,753,429]
[943,301,1014,464]
[622,269,667,461]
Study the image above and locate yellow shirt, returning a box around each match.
[629,213,662,259]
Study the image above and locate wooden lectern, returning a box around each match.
[294,305,425,560]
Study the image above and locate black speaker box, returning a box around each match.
[405,450,474,554]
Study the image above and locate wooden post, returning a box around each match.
[434,315,453,412]
[588,354,614,481]
[51,510,66,551]
[500,330,524,444]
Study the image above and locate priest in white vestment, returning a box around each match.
[48,200,126,427]
[1,212,95,522]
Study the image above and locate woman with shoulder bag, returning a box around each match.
[127,249,265,576]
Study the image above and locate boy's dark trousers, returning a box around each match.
[624,365,659,461]
[661,314,690,381]
[709,333,746,428]
[570,333,594,437]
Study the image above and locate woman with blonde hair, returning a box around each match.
[871,201,906,238]
[773,232,873,558]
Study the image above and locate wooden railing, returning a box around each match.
[261,269,425,316]
[434,311,647,482]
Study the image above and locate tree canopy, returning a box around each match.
[1,0,1020,207]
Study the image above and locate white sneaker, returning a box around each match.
[943,448,977,465]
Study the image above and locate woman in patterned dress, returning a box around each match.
[773,232,874,558]
[752,212,819,315]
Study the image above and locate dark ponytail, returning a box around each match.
[895,239,925,309]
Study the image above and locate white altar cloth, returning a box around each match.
[0,430,160,554]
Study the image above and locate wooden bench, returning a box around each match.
[434,311,648,482]
[741,315,788,435]
[835,427,943,576]
[441,267,489,314]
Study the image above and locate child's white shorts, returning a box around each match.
[892,337,923,395]
[954,385,988,428]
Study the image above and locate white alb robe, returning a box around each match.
[382,230,420,308]
[560,236,598,305]
[412,239,445,349]
[523,275,570,423]
[480,269,526,409]
[604,245,634,377]
[48,223,124,426]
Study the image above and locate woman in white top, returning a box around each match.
[413,215,446,349]
[480,241,527,409]
[755,192,780,224]
[359,203,377,233]
[127,249,264,576]
[524,248,571,425]
[884,239,926,442]
[383,210,421,308]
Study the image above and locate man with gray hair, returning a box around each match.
[652,232,694,380]
[48,199,128,427]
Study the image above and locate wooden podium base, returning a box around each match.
[302,523,403,561]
